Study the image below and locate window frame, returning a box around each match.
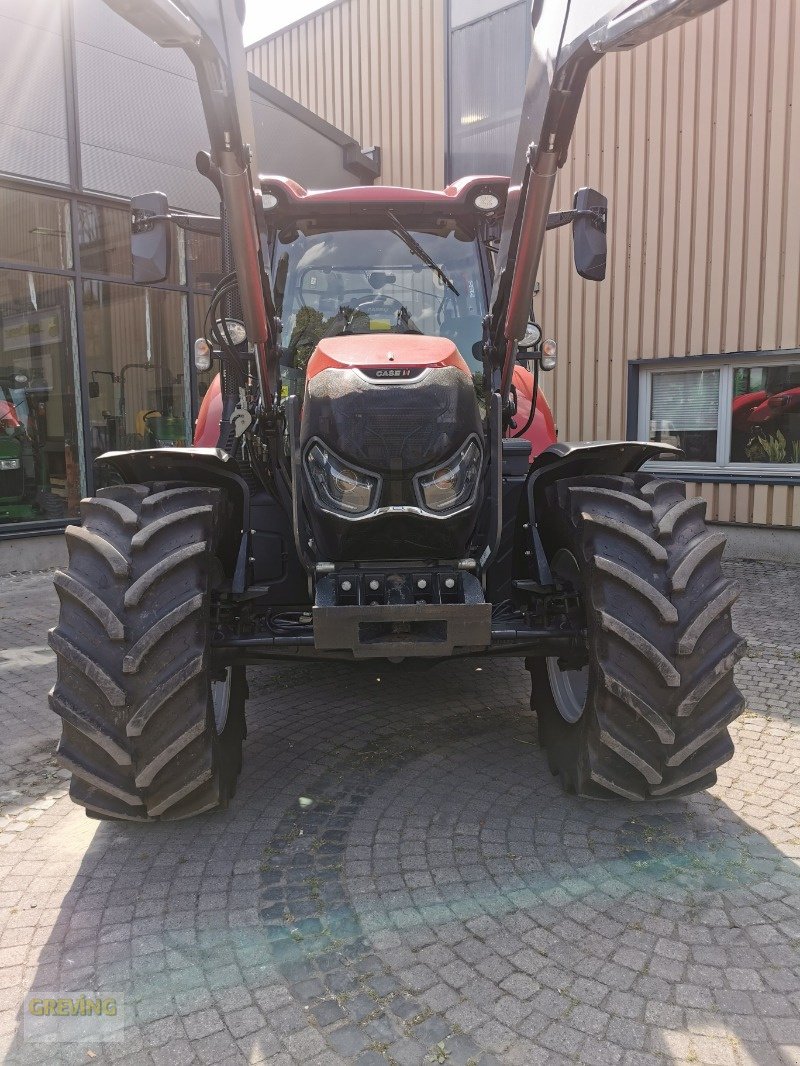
[0,177,216,537]
[635,350,800,481]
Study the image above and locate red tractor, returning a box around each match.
[49,0,744,821]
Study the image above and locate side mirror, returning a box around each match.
[88,381,100,399]
[572,187,607,282]
[131,192,171,284]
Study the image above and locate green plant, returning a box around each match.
[746,430,787,462]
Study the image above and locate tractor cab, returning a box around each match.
[262,177,510,393]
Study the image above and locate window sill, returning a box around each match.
[642,461,800,486]
[0,519,72,541]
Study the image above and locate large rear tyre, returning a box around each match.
[528,474,745,800]
[49,482,246,821]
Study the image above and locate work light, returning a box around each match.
[474,193,500,212]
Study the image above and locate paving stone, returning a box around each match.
[325,1024,370,1056]
[0,564,797,1066]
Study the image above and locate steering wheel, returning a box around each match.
[352,294,407,316]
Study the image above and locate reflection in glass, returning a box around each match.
[77,202,131,278]
[192,291,215,426]
[0,188,71,270]
[0,270,81,523]
[77,202,184,284]
[186,229,220,292]
[81,281,187,480]
[731,364,800,464]
[648,370,719,461]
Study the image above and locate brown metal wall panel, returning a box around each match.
[534,0,800,528]
[246,0,446,189]
[546,0,800,375]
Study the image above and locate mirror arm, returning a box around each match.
[133,210,219,229]
[132,212,220,234]
[546,207,607,231]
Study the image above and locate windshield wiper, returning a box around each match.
[387,211,460,297]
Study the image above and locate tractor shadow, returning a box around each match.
[8,654,800,1065]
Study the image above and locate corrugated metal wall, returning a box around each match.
[249,0,798,527]
[538,0,799,526]
[246,0,446,189]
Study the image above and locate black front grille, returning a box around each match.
[301,365,481,477]
[0,467,24,501]
[348,409,454,471]
[298,364,485,560]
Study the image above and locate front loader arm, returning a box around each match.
[488,0,730,406]
[103,0,278,407]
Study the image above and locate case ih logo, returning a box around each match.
[366,367,421,380]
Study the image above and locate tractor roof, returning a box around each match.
[259,175,510,217]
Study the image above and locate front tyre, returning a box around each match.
[529,474,745,800]
[49,482,246,821]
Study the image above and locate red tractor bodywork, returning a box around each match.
[0,399,21,429]
[195,364,557,455]
[306,335,474,380]
[735,386,800,428]
[260,175,510,210]
[194,375,224,447]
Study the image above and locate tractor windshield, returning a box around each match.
[273,222,487,389]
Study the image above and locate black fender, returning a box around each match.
[517,440,682,586]
[96,447,252,591]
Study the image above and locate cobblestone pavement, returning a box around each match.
[0,560,798,1066]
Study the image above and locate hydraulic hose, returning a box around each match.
[512,357,540,439]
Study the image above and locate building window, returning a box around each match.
[192,291,214,411]
[82,281,189,475]
[731,363,800,465]
[648,369,719,462]
[186,229,220,292]
[188,235,221,416]
[0,188,72,271]
[637,357,800,475]
[0,181,216,533]
[0,270,82,525]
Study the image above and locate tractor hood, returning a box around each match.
[306,335,474,382]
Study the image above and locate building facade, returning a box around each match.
[0,0,377,544]
[247,0,800,530]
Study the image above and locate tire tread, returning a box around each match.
[50,482,245,821]
[533,474,745,800]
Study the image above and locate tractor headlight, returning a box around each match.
[305,442,380,515]
[415,438,482,513]
[0,458,21,470]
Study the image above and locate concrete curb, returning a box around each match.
[715,522,800,565]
